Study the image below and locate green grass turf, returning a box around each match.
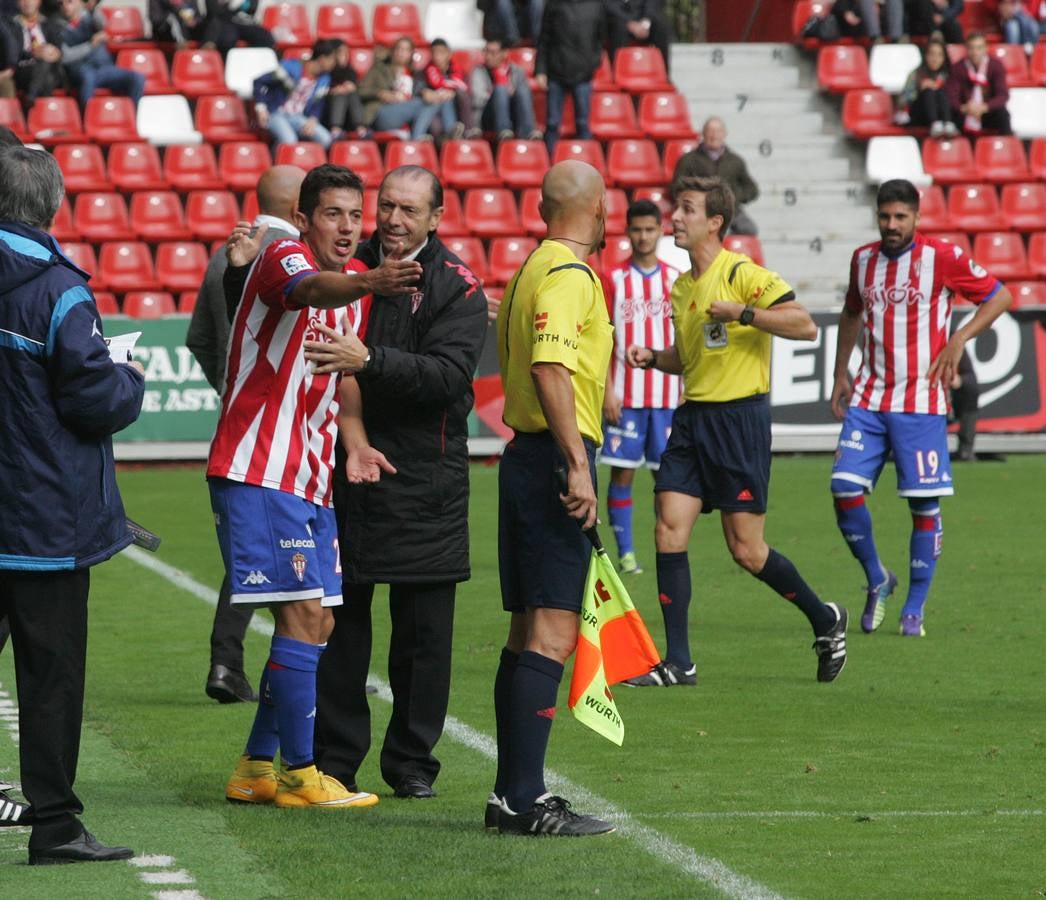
[2,456,1044,898]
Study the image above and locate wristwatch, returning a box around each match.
[361,348,372,370]
[739,305,756,326]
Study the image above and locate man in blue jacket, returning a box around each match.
[0,146,145,864]
[56,0,145,109]
[253,38,340,149]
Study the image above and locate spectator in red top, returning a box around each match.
[947,31,1011,136]
[421,38,471,140]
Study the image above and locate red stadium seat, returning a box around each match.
[931,231,972,255]
[130,191,191,241]
[551,139,607,178]
[437,189,467,236]
[922,137,977,184]
[592,52,614,90]
[93,292,120,315]
[520,189,545,237]
[1029,232,1046,277]
[98,241,158,292]
[1032,43,1046,88]
[195,95,256,143]
[662,138,697,182]
[605,188,628,234]
[262,3,314,49]
[361,189,377,234]
[219,142,273,192]
[171,49,228,98]
[155,241,210,293]
[631,186,672,227]
[123,291,176,318]
[488,237,538,286]
[384,139,440,176]
[186,190,240,242]
[1000,182,1046,231]
[0,98,28,140]
[442,237,488,282]
[371,3,426,46]
[957,1,997,36]
[62,243,103,287]
[317,3,369,44]
[989,43,1032,88]
[974,135,1030,183]
[1006,280,1046,308]
[330,140,385,186]
[164,144,223,191]
[440,140,498,189]
[53,144,110,193]
[241,190,259,221]
[28,97,84,144]
[349,47,374,77]
[51,197,76,242]
[589,92,642,140]
[275,142,328,169]
[601,235,632,270]
[947,183,1004,231]
[495,140,549,190]
[612,46,671,93]
[177,291,198,313]
[1030,137,1046,180]
[84,97,139,144]
[792,1,832,46]
[108,142,167,191]
[842,88,905,139]
[115,49,173,94]
[607,139,663,188]
[638,91,694,141]
[972,232,1030,280]
[916,185,951,231]
[724,234,765,265]
[99,5,145,43]
[74,191,134,241]
[463,188,521,238]
[816,45,871,93]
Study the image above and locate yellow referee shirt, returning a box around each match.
[672,249,795,403]
[497,240,613,444]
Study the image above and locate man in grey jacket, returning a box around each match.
[469,39,540,141]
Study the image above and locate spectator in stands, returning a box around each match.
[11,0,65,110]
[421,38,471,141]
[324,39,367,141]
[359,37,441,140]
[56,0,144,109]
[896,38,957,137]
[947,31,1011,135]
[482,0,543,47]
[995,0,1041,47]
[905,0,965,44]
[200,0,274,57]
[820,0,903,40]
[671,116,760,235]
[470,38,540,140]
[149,0,204,46]
[0,12,19,99]
[536,0,603,153]
[253,38,340,150]
[605,0,671,68]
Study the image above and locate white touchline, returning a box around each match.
[640,810,1045,819]
[123,546,783,900]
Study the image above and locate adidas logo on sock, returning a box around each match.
[536,707,557,720]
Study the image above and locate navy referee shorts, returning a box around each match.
[498,431,597,614]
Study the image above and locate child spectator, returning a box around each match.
[253,38,339,149]
[896,38,956,137]
[56,0,144,109]
[421,38,471,140]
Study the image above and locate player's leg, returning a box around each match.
[830,407,896,632]
[601,408,646,574]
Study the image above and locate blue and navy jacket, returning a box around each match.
[253,59,331,118]
[0,222,144,571]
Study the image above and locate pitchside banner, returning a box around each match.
[107,308,1046,448]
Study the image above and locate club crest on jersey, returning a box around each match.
[281,253,312,276]
[291,551,307,582]
[534,312,548,331]
[410,291,424,315]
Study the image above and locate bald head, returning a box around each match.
[257,165,306,223]
[702,117,726,152]
[540,160,605,227]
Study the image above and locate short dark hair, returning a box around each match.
[626,199,661,226]
[877,178,920,211]
[670,175,734,239]
[430,37,448,50]
[966,30,986,43]
[298,164,365,218]
[381,165,443,211]
[311,38,341,59]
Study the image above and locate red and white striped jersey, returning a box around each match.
[206,238,370,507]
[845,234,1000,415]
[604,259,681,409]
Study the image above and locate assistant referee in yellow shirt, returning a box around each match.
[626,175,849,686]
[489,160,615,838]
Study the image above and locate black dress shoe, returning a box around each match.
[205,664,258,703]
[394,776,436,799]
[29,831,134,865]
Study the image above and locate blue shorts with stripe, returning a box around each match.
[599,407,675,470]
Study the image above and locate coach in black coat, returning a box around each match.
[310,165,488,798]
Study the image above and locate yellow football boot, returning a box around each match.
[225,755,278,805]
[274,765,380,809]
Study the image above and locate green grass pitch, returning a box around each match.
[1,456,1044,898]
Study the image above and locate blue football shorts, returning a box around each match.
[599,407,675,470]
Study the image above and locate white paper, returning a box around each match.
[105,331,142,363]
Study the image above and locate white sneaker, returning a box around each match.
[930,120,945,138]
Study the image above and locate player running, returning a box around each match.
[208,164,420,809]
[600,200,681,577]
[625,175,848,686]
[830,179,1011,637]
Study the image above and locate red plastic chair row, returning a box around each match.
[919,181,1046,232]
[922,135,1035,184]
[60,240,207,293]
[920,229,1046,280]
[70,190,239,243]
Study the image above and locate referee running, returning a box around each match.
[625,175,848,686]
[490,160,615,837]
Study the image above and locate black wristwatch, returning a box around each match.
[739,305,756,326]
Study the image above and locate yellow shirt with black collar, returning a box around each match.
[671,249,795,403]
[497,240,614,444]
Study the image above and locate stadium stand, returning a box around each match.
[99,242,159,293]
[1001,182,1046,231]
[130,191,192,242]
[172,50,230,99]
[85,98,141,146]
[195,96,257,143]
[495,140,549,190]
[263,3,315,51]
[922,137,978,184]
[316,3,369,44]
[54,144,111,193]
[947,183,1005,232]
[123,291,177,318]
[372,3,427,46]
[219,142,274,192]
[74,192,134,242]
[275,142,329,169]
[155,242,210,293]
[330,140,385,185]
[972,232,1030,281]
[164,145,224,191]
[975,135,1031,182]
[385,139,440,176]
[590,92,643,140]
[440,140,499,189]
[109,142,167,192]
[463,189,521,238]
[137,95,202,145]
[115,49,175,95]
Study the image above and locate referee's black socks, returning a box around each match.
[656,551,693,669]
[504,650,562,813]
[756,548,835,635]
[492,647,519,798]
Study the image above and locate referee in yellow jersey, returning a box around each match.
[489,160,615,837]
[625,175,849,686]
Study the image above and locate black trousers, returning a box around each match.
[906,0,964,43]
[956,107,1012,136]
[0,569,90,849]
[910,88,952,127]
[0,615,8,655]
[315,581,456,789]
[209,574,253,670]
[326,91,366,133]
[201,16,275,55]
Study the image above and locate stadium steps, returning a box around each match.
[671,42,873,308]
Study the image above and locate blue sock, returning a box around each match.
[493,647,519,798]
[607,482,634,557]
[655,551,692,669]
[832,487,887,587]
[267,635,323,768]
[505,651,562,813]
[756,548,835,635]
[245,663,279,759]
[903,499,942,617]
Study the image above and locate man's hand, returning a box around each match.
[625,344,653,369]
[708,300,745,323]
[830,375,853,420]
[603,390,622,426]
[91,30,108,46]
[226,220,267,268]
[346,445,397,484]
[486,293,501,323]
[843,10,860,25]
[367,256,423,295]
[561,464,598,530]
[927,333,965,389]
[255,105,270,128]
[535,73,548,90]
[303,321,369,374]
[301,117,317,137]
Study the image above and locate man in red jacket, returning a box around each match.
[947,32,1011,135]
